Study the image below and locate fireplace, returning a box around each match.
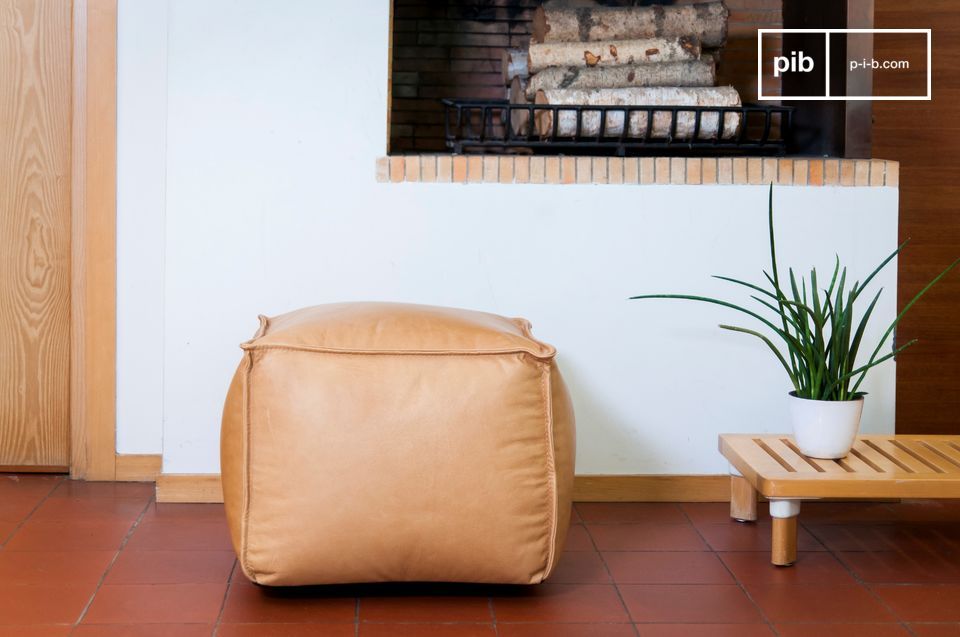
[388,0,875,158]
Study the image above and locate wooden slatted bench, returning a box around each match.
[719,434,960,566]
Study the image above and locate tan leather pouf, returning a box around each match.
[221,302,575,586]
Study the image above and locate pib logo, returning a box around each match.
[773,50,815,77]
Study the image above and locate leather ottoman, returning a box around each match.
[220,302,575,586]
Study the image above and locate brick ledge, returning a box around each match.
[376,156,899,188]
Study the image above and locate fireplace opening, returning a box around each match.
[388,0,873,158]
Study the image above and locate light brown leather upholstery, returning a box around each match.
[221,302,576,586]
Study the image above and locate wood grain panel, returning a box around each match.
[0,0,73,468]
[70,0,117,480]
[873,1,960,435]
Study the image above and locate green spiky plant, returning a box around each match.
[630,185,959,401]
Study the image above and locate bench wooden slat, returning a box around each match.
[925,439,960,471]
[722,436,798,477]
[896,438,956,474]
[835,448,883,475]
[848,439,902,474]
[866,437,939,474]
[763,438,821,474]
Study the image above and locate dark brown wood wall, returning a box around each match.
[873,0,960,434]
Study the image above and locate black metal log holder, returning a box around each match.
[441,98,793,156]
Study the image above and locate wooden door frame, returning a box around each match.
[70,0,118,480]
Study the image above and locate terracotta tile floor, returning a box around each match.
[2,475,960,636]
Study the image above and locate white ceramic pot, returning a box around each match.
[788,392,864,459]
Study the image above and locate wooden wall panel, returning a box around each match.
[0,0,73,468]
[70,0,117,480]
[873,0,960,434]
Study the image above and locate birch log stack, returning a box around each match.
[502,48,529,86]
[532,2,729,48]
[534,86,742,139]
[525,60,716,99]
[527,37,700,73]
[508,75,531,135]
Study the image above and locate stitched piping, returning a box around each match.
[240,350,259,583]
[240,342,557,360]
[539,360,560,582]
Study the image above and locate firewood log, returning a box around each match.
[534,86,742,140]
[507,75,532,136]
[532,2,729,48]
[524,60,716,99]
[501,48,529,86]
[527,37,700,73]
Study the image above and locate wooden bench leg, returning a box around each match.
[769,500,801,566]
[730,469,757,522]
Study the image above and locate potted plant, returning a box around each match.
[630,185,959,459]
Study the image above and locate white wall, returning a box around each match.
[117,0,900,475]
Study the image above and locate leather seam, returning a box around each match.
[539,360,559,582]
[240,350,259,583]
[239,343,557,360]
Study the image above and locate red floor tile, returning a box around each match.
[800,502,899,524]
[217,625,356,637]
[492,583,629,623]
[872,585,960,622]
[0,550,115,585]
[547,550,611,584]
[561,524,595,551]
[910,624,960,637]
[635,625,775,637]
[602,551,733,584]
[576,503,688,524]
[719,551,856,584]
[698,522,825,552]
[774,624,912,637]
[72,625,214,637]
[0,627,73,637]
[0,475,63,499]
[220,581,356,624]
[359,595,491,622]
[0,519,18,544]
[124,518,232,551]
[360,624,496,637]
[587,523,707,551]
[746,584,897,623]
[807,524,960,554]
[0,584,94,625]
[48,481,153,500]
[886,500,960,523]
[82,584,227,624]
[498,624,636,637]
[105,550,236,584]
[0,495,45,521]
[838,551,960,583]
[619,584,762,623]
[4,519,135,552]
[30,497,147,521]
[140,503,226,521]
[680,502,771,526]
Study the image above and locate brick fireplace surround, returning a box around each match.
[377,156,899,187]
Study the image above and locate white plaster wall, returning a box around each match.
[116,0,168,453]
[117,0,900,475]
